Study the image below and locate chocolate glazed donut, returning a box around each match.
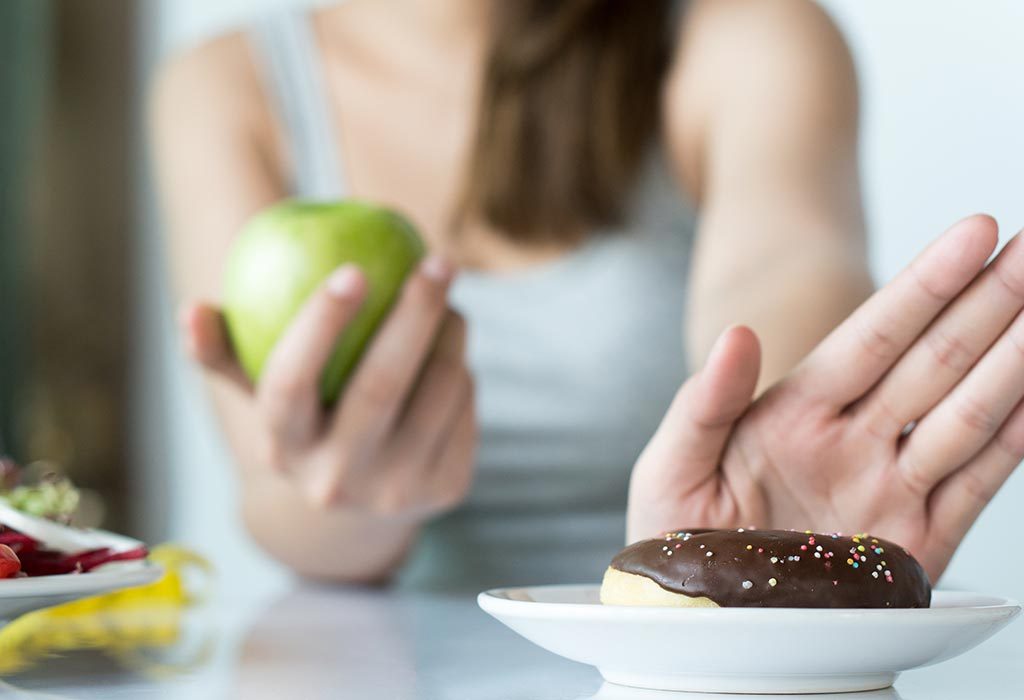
[601,529,931,608]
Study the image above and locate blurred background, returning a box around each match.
[2,0,1023,594]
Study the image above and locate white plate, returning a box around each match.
[478,585,1021,694]
[0,561,163,619]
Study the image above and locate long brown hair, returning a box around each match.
[460,0,675,243]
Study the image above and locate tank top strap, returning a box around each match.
[248,9,345,199]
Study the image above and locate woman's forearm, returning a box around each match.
[667,0,866,389]
[689,234,874,390]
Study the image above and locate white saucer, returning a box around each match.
[582,682,903,699]
[0,561,163,619]
[478,585,1021,694]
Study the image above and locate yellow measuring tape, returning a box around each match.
[0,545,213,676]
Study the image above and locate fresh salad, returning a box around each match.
[0,457,148,579]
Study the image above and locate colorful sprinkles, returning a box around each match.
[658,529,902,596]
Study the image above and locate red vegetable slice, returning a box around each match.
[0,503,150,577]
[0,544,21,578]
[17,545,148,577]
[0,531,38,555]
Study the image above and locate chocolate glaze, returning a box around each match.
[611,529,931,608]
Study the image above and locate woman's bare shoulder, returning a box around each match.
[664,0,858,198]
[148,28,286,204]
[681,0,848,51]
[149,31,270,145]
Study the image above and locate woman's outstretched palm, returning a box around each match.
[629,215,1024,581]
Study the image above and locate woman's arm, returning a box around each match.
[666,0,873,388]
[149,36,475,582]
[635,0,1023,579]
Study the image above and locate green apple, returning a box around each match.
[222,200,425,404]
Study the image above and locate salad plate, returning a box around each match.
[478,584,1021,694]
[0,560,163,619]
[0,462,158,619]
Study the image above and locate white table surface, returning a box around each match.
[1,579,1020,699]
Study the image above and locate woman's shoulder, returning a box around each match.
[664,0,857,196]
[150,31,263,131]
[671,0,851,71]
[668,0,855,119]
[678,0,847,50]
[149,26,286,192]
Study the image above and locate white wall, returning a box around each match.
[823,0,1024,278]
[135,0,1024,596]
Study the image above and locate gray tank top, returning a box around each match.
[250,10,696,590]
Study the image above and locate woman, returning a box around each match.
[151,0,1024,588]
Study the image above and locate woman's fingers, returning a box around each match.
[638,325,761,489]
[923,395,1024,576]
[179,303,252,391]
[391,313,469,455]
[327,256,454,474]
[286,257,454,507]
[257,265,367,449]
[795,215,998,408]
[375,374,474,518]
[311,316,473,515]
[898,309,1024,491]
[426,397,478,513]
[314,379,475,516]
[857,231,1024,438]
[373,313,472,514]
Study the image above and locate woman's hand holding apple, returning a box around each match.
[180,255,478,521]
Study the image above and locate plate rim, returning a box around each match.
[478,584,1022,693]
[0,561,164,599]
[478,584,1022,622]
